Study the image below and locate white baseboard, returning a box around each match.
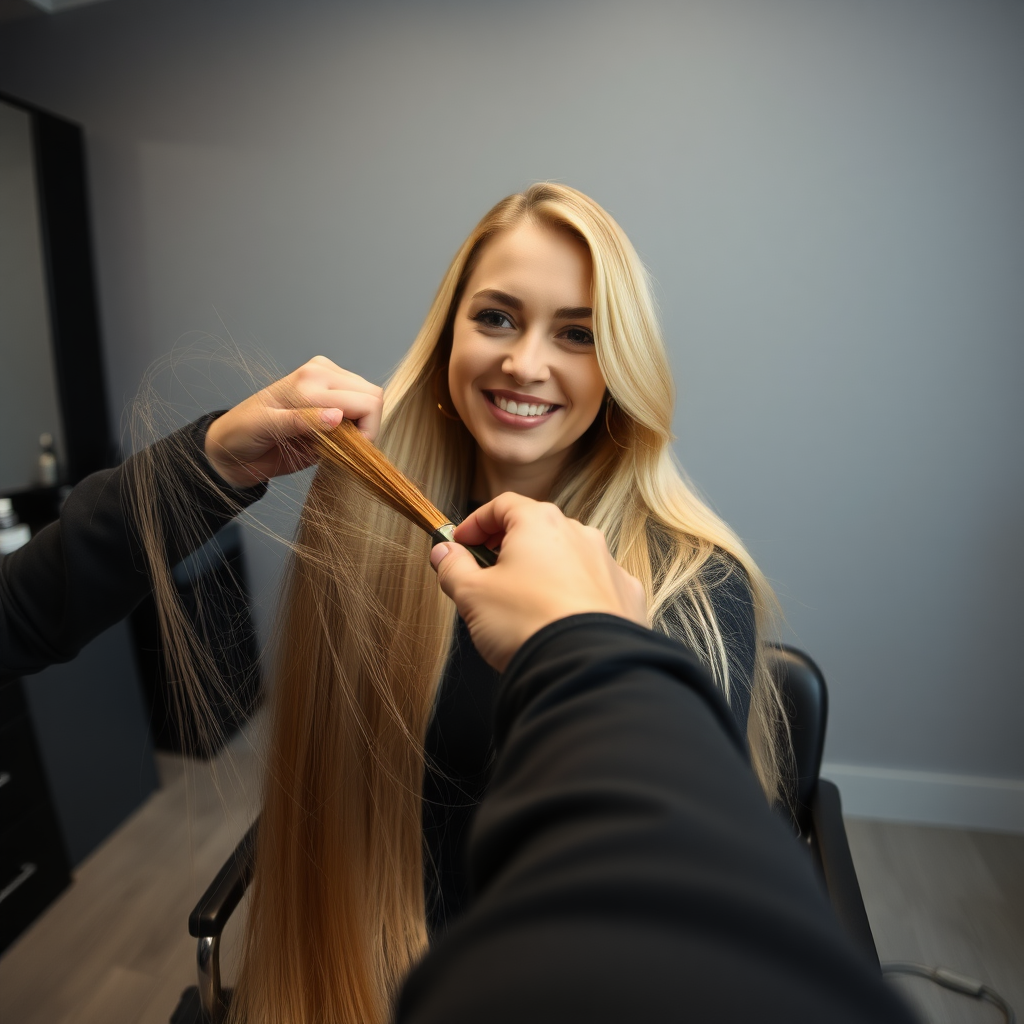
[821,763,1024,834]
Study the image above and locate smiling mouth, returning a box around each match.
[485,392,560,418]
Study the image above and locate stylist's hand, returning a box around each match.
[204,356,383,487]
[431,493,648,671]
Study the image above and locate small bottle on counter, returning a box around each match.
[38,432,59,487]
[0,497,31,555]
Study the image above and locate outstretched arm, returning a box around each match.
[402,496,912,1024]
[0,356,382,676]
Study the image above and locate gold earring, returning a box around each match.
[433,375,461,421]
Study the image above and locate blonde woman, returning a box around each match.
[170,183,786,1023]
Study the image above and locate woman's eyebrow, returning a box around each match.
[471,289,592,321]
[553,305,593,320]
[472,289,523,310]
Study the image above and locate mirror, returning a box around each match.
[0,99,65,493]
[0,90,111,512]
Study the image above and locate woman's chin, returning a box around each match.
[469,432,570,486]
[477,438,554,467]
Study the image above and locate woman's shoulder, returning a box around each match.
[646,526,757,728]
[698,549,754,615]
[667,546,755,642]
[645,522,752,602]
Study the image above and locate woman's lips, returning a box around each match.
[482,390,560,428]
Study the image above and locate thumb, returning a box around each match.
[430,542,482,606]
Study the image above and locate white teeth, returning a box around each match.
[495,396,553,417]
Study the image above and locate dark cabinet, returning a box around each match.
[23,620,160,867]
[0,675,71,954]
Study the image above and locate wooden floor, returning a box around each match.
[1,731,1021,1023]
[846,818,1024,1023]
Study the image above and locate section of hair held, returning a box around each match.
[228,463,454,1024]
[124,409,259,760]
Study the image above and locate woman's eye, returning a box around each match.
[561,326,595,347]
[474,309,514,331]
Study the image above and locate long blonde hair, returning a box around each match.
[139,184,788,1024]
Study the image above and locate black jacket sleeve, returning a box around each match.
[398,615,915,1024]
[0,415,266,676]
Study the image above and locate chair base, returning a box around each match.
[170,986,233,1024]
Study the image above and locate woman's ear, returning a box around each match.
[433,369,461,422]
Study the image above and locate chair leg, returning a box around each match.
[810,779,880,966]
[197,934,226,1023]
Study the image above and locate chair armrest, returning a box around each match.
[810,780,879,966]
[188,819,259,939]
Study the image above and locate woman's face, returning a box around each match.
[448,220,606,501]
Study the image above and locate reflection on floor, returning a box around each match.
[0,728,1020,1024]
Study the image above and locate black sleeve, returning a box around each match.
[397,616,914,1024]
[0,415,266,676]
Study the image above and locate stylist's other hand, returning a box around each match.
[431,493,648,671]
[204,356,383,487]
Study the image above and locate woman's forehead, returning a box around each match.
[464,222,593,310]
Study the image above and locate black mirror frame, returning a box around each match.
[1,90,112,486]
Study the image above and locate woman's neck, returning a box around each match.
[470,449,568,502]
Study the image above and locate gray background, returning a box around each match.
[0,0,1020,795]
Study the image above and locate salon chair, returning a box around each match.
[170,644,877,1024]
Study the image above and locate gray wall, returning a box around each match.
[1,0,1021,826]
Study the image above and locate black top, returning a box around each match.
[422,547,756,934]
[400,617,915,1024]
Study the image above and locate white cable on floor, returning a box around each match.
[882,961,1016,1024]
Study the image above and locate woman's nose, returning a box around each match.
[501,331,550,384]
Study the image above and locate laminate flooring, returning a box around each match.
[1,731,1020,1024]
[846,818,1023,1024]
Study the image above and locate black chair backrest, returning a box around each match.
[765,645,828,834]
